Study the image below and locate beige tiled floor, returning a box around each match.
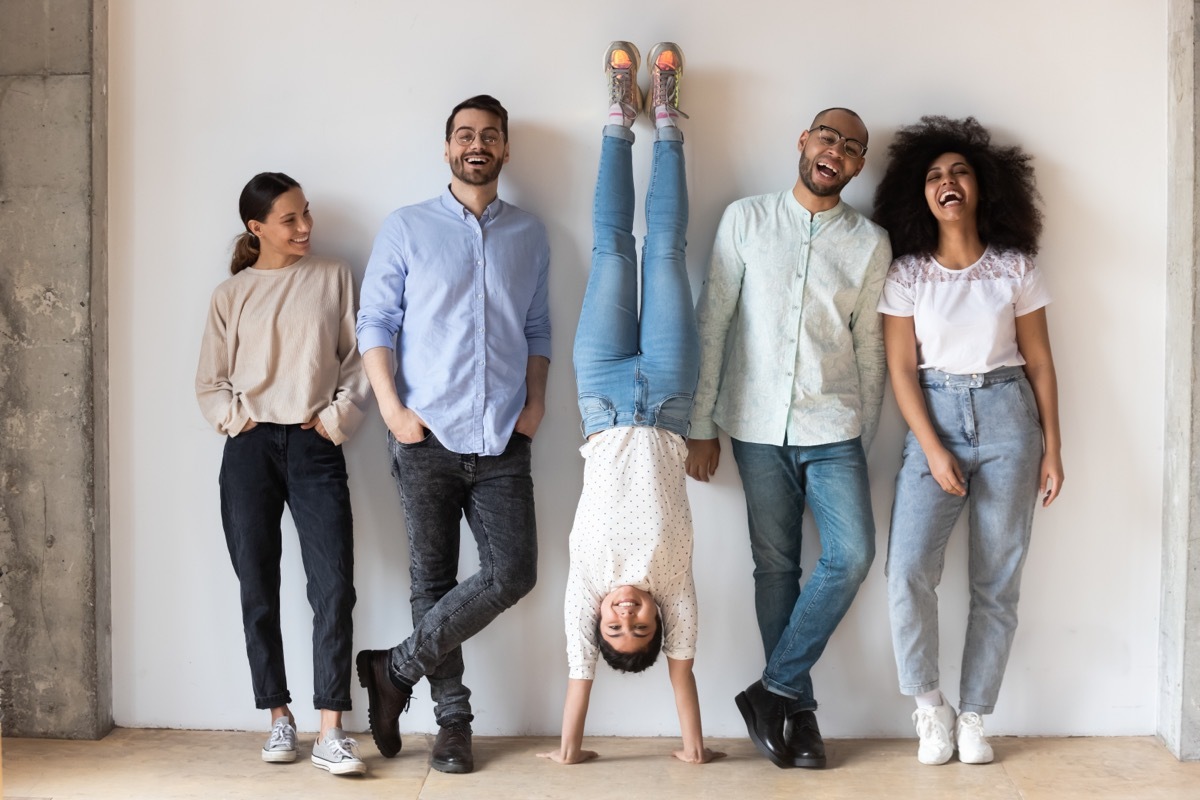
[3,729,1199,799]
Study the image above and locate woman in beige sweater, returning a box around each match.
[196,172,370,776]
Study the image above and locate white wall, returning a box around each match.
[108,0,1167,738]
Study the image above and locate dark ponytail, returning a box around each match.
[230,172,301,274]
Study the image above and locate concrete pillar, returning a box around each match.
[1162,0,1200,762]
[0,0,110,738]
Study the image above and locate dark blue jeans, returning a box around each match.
[219,423,356,711]
[386,430,538,725]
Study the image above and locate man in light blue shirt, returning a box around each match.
[354,95,550,775]
[686,107,891,770]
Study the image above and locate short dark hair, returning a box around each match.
[810,107,864,134]
[872,115,1043,258]
[445,94,509,141]
[595,613,664,674]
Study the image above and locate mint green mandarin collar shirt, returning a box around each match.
[692,191,891,449]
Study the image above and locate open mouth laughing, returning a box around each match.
[937,189,963,208]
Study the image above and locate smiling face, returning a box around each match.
[444,107,509,188]
[597,585,658,654]
[924,152,979,225]
[246,186,311,268]
[797,109,868,200]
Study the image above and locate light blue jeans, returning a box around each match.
[573,125,698,439]
[731,436,876,711]
[886,366,1043,715]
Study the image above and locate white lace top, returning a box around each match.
[877,247,1052,374]
[563,426,697,680]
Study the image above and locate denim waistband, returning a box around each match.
[919,365,1026,389]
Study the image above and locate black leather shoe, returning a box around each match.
[431,720,474,774]
[786,709,827,769]
[734,680,794,768]
[355,649,412,758]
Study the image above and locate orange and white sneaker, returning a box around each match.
[604,41,642,128]
[645,42,688,125]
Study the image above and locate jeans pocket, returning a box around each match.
[510,432,533,445]
[391,427,432,453]
[578,393,616,434]
[1011,379,1042,426]
[653,393,694,434]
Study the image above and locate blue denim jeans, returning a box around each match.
[386,430,537,725]
[886,366,1043,714]
[573,126,698,439]
[219,423,356,711]
[730,436,875,710]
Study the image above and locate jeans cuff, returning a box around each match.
[435,712,475,727]
[313,695,352,712]
[958,702,994,715]
[603,124,635,143]
[899,680,940,696]
[654,126,683,143]
[254,690,292,710]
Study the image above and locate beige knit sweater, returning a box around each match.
[196,255,369,445]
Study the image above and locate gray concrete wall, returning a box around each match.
[0,0,110,738]
[1162,0,1200,762]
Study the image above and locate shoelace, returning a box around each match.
[958,712,986,738]
[651,70,690,119]
[912,710,950,745]
[326,736,361,760]
[608,69,638,122]
[266,720,295,749]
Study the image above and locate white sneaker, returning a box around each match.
[955,712,995,764]
[261,716,297,763]
[911,702,956,765]
[311,727,367,776]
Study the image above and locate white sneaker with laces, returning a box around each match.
[311,727,367,776]
[912,702,956,765]
[956,712,995,764]
[261,716,297,763]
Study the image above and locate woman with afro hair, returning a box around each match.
[872,117,1063,766]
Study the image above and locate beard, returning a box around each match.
[451,153,504,186]
[798,152,851,198]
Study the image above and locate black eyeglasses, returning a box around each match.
[812,125,867,159]
[452,127,503,147]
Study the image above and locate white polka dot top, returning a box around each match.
[564,426,698,680]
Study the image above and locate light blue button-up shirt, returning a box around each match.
[357,187,551,456]
[692,191,891,449]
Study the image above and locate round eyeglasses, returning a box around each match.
[813,125,867,159]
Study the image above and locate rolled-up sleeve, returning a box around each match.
[356,214,409,353]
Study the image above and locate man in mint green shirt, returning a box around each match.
[686,107,891,770]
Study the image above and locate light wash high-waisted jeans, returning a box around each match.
[886,366,1044,715]
[573,125,698,439]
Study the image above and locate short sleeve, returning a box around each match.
[877,268,915,317]
[1014,259,1052,316]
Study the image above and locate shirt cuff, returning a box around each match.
[356,325,395,354]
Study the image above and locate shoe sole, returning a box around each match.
[261,749,297,763]
[734,690,792,769]
[430,757,474,775]
[312,754,368,775]
[958,751,994,764]
[791,752,828,769]
[356,650,402,758]
[918,749,954,766]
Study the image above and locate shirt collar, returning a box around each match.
[787,190,847,223]
[440,185,504,222]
